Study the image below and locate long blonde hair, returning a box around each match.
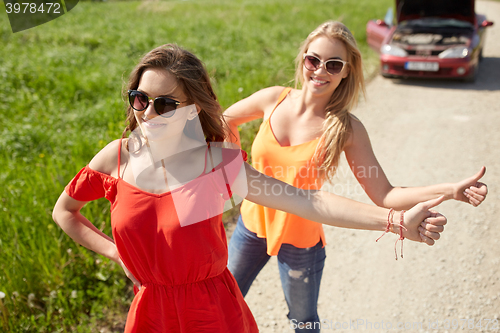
[294,21,366,181]
[123,44,228,143]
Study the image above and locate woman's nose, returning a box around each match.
[143,100,157,119]
[314,63,328,75]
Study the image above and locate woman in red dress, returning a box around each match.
[53,44,447,332]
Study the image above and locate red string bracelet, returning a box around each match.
[376,208,395,242]
[375,209,408,260]
[395,210,407,260]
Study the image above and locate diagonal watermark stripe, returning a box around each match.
[4,0,79,33]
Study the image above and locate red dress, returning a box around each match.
[65,142,257,333]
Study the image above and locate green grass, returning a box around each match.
[0,0,391,331]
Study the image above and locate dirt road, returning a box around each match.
[242,1,500,331]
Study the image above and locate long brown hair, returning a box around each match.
[294,21,366,181]
[122,44,228,142]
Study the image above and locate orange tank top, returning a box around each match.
[240,87,326,256]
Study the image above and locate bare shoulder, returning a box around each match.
[350,113,361,123]
[223,86,291,124]
[257,86,291,104]
[88,139,126,176]
[253,86,288,99]
[242,86,287,108]
[345,114,369,147]
[255,86,293,118]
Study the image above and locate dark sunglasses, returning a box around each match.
[303,54,347,75]
[128,90,185,117]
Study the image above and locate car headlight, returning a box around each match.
[380,44,408,57]
[438,46,469,59]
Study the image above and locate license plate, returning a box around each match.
[405,62,439,71]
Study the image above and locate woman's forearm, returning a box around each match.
[53,208,119,263]
[381,184,454,210]
[245,165,389,231]
[307,190,389,231]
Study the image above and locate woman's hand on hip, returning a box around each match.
[118,259,142,291]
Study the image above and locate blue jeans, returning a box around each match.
[228,215,326,333]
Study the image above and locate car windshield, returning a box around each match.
[401,18,473,30]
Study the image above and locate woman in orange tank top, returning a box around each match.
[224,21,488,332]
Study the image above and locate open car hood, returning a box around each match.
[396,0,475,25]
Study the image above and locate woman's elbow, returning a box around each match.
[52,193,78,227]
[369,188,394,208]
[224,118,239,130]
[52,204,65,227]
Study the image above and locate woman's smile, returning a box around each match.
[310,76,329,86]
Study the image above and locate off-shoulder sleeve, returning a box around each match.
[65,166,110,202]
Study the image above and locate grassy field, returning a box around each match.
[0,0,391,331]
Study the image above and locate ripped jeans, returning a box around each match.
[228,215,326,333]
